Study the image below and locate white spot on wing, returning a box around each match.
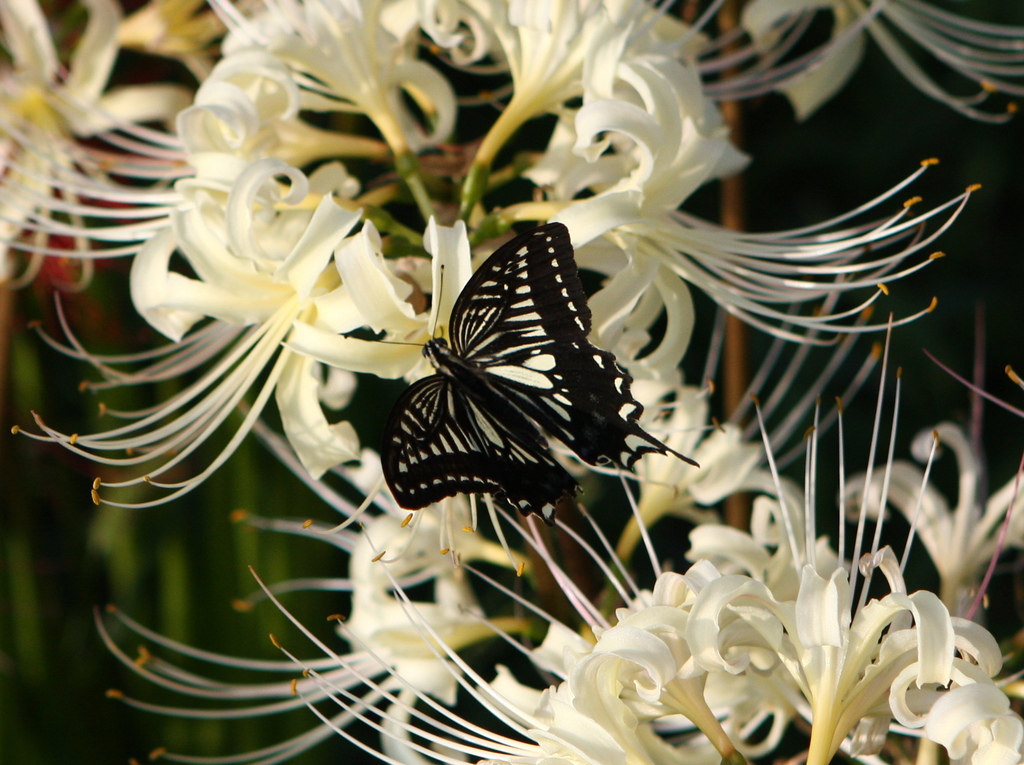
[487,365,555,389]
[523,354,556,371]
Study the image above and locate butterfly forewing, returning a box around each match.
[456,224,687,470]
[382,373,579,521]
[450,223,589,359]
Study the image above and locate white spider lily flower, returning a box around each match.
[460,0,710,213]
[99,508,510,765]
[684,550,1004,765]
[467,0,630,169]
[117,0,227,78]
[925,683,1024,765]
[735,0,1024,121]
[215,0,456,156]
[541,147,972,342]
[134,370,1016,765]
[176,47,389,184]
[520,43,972,345]
[0,0,191,287]
[531,54,747,244]
[16,158,367,507]
[616,382,766,558]
[846,421,1024,614]
[264,549,749,765]
[284,217,472,381]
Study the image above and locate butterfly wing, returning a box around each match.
[381,373,579,522]
[453,223,696,470]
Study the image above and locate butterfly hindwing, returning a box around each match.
[382,373,579,522]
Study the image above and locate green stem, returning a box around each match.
[395,151,435,224]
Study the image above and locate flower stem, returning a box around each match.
[395,151,436,224]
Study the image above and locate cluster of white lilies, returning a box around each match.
[4,1,1024,764]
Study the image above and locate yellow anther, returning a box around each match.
[232,599,252,612]
[927,297,938,312]
[290,678,299,696]
[372,550,387,562]
[1007,365,1022,386]
[69,433,79,445]
[302,519,313,528]
[78,380,90,393]
[920,157,939,167]
[981,79,997,93]
[91,489,101,505]
[929,251,945,260]
[269,634,282,649]
[229,508,248,522]
[106,688,124,699]
[92,477,102,490]
[462,526,474,533]
[516,561,526,577]
[149,747,168,761]
[903,195,922,208]
[327,613,344,622]
[966,183,982,193]
[1008,102,1019,114]
[439,547,450,556]
[877,283,889,295]
[10,425,19,434]
[897,366,904,379]
[401,513,413,527]
[97,402,107,416]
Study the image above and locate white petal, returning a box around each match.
[553,190,645,246]
[130,228,204,341]
[335,223,422,334]
[286,321,421,378]
[64,0,120,102]
[276,195,362,299]
[1,0,59,83]
[276,354,360,479]
[780,32,865,121]
[423,218,472,334]
[94,85,193,128]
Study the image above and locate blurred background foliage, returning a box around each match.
[2,1,1024,763]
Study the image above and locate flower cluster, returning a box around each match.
[5,1,1024,764]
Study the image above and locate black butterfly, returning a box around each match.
[381,222,697,523]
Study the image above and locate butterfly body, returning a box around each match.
[382,223,696,522]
